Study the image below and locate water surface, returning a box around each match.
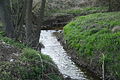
[40,30,92,80]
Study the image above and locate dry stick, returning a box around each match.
[102,53,105,80]
[32,1,41,10]
[44,74,54,80]
[37,53,44,79]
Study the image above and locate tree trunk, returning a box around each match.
[0,1,5,30]
[108,0,112,12]
[0,0,14,38]
[25,0,33,46]
[32,0,46,49]
[13,0,27,42]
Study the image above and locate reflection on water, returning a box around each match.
[40,30,89,80]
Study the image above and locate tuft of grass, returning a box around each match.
[0,21,3,27]
[0,35,26,49]
[64,12,120,79]
[21,48,52,63]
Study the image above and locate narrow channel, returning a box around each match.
[40,30,94,80]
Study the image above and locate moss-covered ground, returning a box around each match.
[64,12,120,79]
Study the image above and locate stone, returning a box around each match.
[112,26,120,33]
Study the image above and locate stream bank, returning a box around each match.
[0,38,64,80]
[40,30,101,80]
[62,12,120,80]
[53,31,101,80]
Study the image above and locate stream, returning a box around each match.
[40,30,96,80]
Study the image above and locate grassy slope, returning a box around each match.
[58,7,108,15]
[0,33,63,80]
[45,7,108,18]
[64,12,120,79]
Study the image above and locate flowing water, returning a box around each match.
[40,30,96,80]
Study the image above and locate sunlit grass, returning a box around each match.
[64,12,120,79]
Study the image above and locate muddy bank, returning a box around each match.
[53,31,102,80]
[0,41,21,61]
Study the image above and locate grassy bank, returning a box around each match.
[64,12,120,79]
[44,7,108,19]
[0,31,63,80]
[58,7,108,15]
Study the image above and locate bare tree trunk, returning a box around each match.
[33,0,46,49]
[0,1,5,30]
[108,0,112,12]
[25,0,33,46]
[13,0,27,42]
[0,0,14,38]
[24,0,46,49]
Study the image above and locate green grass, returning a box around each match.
[0,21,3,26]
[46,7,108,17]
[0,21,3,33]
[0,35,26,49]
[0,32,63,80]
[61,7,108,15]
[64,12,120,79]
[0,47,63,80]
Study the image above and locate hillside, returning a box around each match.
[64,12,120,79]
[0,33,63,80]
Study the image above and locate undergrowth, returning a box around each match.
[64,12,120,79]
[0,31,63,80]
[46,7,108,17]
[60,7,108,15]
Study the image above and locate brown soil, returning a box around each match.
[0,41,21,62]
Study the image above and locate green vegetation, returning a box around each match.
[64,12,120,79]
[0,21,3,26]
[60,7,108,15]
[0,32,63,80]
[0,35,26,49]
[0,21,3,32]
[46,7,108,17]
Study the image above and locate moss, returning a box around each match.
[64,12,120,79]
